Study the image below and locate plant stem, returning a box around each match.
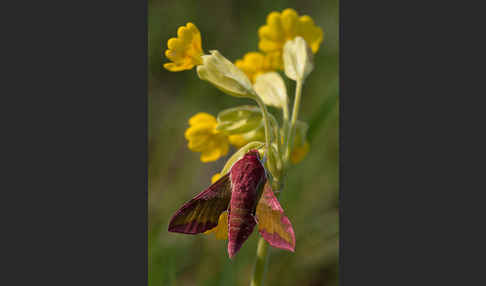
[284,79,303,168]
[253,95,272,157]
[281,99,290,157]
[283,99,289,123]
[250,237,270,286]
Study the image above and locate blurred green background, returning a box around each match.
[149,0,339,285]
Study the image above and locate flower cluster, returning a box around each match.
[163,8,319,165]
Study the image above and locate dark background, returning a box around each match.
[149,0,339,285]
[4,0,478,285]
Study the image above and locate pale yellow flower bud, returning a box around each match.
[283,36,314,82]
[197,50,256,98]
[254,72,288,110]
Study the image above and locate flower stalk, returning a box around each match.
[281,98,290,156]
[250,237,270,286]
[284,79,303,168]
[252,92,272,158]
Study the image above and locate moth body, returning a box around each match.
[227,150,266,258]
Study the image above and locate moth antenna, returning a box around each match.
[260,153,267,165]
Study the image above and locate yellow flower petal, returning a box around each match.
[218,137,230,155]
[281,8,299,38]
[290,141,310,164]
[188,112,217,126]
[298,16,323,53]
[184,123,214,140]
[228,134,248,149]
[258,37,283,53]
[198,134,229,162]
[163,62,189,72]
[263,52,283,70]
[200,147,222,163]
[204,211,228,240]
[258,26,282,45]
[185,112,230,162]
[235,52,275,83]
[266,12,285,39]
[164,22,204,72]
[187,137,211,152]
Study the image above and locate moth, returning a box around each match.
[168,150,295,258]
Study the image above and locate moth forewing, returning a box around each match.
[168,173,232,234]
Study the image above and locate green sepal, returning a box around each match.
[216,105,263,135]
[220,141,265,176]
[263,143,281,189]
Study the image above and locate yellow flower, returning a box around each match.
[204,211,228,240]
[184,112,229,162]
[258,8,323,69]
[164,23,204,72]
[290,141,310,164]
[228,134,248,149]
[235,52,280,83]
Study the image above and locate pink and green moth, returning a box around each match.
[168,150,295,258]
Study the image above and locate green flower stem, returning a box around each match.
[250,237,270,286]
[253,94,272,157]
[284,79,303,168]
[281,100,290,156]
[283,101,290,123]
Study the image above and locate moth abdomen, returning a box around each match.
[228,206,256,258]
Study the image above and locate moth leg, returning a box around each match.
[252,214,259,225]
